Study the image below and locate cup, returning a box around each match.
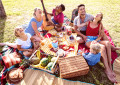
[52,41,58,51]
[56,49,65,57]
[66,26,72,36]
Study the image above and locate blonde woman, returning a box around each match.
[25,7,43,41]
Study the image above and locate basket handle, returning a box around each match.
[51,55,59,72]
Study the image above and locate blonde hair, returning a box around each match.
[14,27,23,37]
[90,43,101,54]
[33,7,41,17]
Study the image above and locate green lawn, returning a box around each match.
[0,0,120,84]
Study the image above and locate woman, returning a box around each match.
[15,27,34,59]
[83,13,117,83]
[25,7,43,41]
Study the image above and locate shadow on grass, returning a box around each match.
[0,17,6,71]
[0,17,6,51]
[66,63,114,85]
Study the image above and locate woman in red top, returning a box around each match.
[83,13,117,83]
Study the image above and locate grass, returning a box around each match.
[0,0,120,84]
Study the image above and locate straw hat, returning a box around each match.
[6,68,24,84]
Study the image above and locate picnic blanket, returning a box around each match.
[48,16,118,64]
[17,69,93,85]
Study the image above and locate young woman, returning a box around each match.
[15,27,34,58]
[84,13,117,83]
[25,7,43,41]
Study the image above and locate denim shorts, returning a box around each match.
[51,17,59,24]
[86,36,100,43]
[19,43,33,59]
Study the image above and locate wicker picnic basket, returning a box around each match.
[58,55,89,78]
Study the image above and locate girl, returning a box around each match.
[15,27,34,58]
[85,13,117,83]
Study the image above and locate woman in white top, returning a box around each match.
[14,27,34,58]
[0,27,39,59]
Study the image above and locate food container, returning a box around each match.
[58,55,89,78]
[31,50,59,74]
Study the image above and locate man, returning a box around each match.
[73,4,118,83]
[74,4,94,43]
[73,4,120,51]
[47,4,65,32]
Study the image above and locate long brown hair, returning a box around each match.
[98,12,103,24]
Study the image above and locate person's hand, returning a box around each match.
[82,48,85,53]
[85,21,89,25]
[91,40,97,44]
[40,36,44,40]
[43,9,47,14]
[47,21,54,26]
[27,49,33,52]
[83,35,87,42]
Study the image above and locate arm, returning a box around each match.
[54,23,62,28]
[73,17,88,37]
[101,23,109,41]
[77,22,88,28]
[47,13,53,16]
[74,23,87,40]
[43,9,53,16]
[31,22,43,39]
[95,24,104,41]
[17,45,32,52]
[82,53,89,59]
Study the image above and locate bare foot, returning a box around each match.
[112,71,116,77]
[105,70,117,83]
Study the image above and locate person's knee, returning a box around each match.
[76,37,84,43]
[105,41,111,47]
[101,45,106,51]
[77,39,84,43]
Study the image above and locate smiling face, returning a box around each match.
[55,5,62,13]
[35,8,42,17]
[78,6,86,15]
[94,13,103,23]
[15,28,24,37]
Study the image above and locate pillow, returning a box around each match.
[2,52,21,68]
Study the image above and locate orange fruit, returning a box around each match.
[41,42,45,46]
[48,44,52,48]
[69,43,74,46]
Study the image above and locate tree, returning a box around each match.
[0,0,6,18]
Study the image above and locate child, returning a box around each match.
[14,27,33,58]
[78,43,101,66]
[0,27,40,59]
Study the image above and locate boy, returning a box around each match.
[78,43,101,66]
